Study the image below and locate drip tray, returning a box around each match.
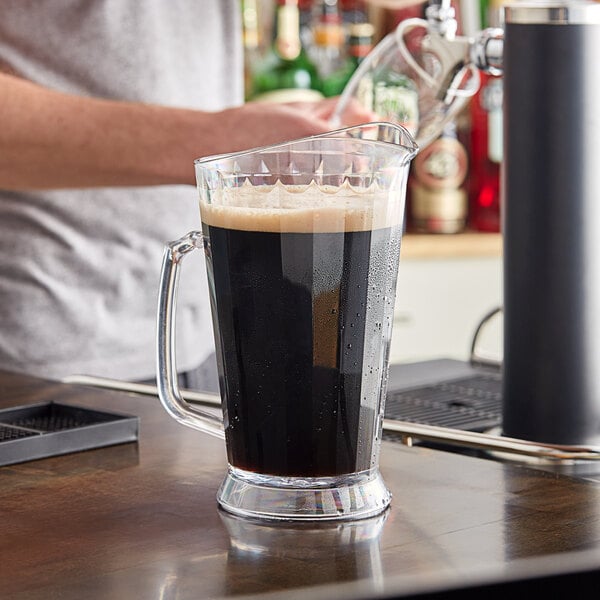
[384,373,502,433]
[0,402,139,466]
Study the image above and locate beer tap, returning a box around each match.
[411,0,504,85]
[395,0,477,103]
[393,0,502,116]
[331,0,481,147]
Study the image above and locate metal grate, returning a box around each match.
[7,414,94,432]
[1,403,98,433]
[0,425,38,442]
[0,402,139,467]
[384,373,502,432]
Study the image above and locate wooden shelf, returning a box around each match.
[401,231,502,260]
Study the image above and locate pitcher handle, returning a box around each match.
[156,230,225,439]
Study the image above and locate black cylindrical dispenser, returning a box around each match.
[502,0,600,446]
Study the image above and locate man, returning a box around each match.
[0,1,370,389]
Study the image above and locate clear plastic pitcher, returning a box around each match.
[156,123,417,521]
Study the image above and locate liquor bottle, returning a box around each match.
[298,0,315,50]
[249,0,323,103]
[468,0,503,232]
[315,14,375,97]
[409,121,469,234]
[469,72,502,232]
[310,0,348,97]
[345,22,374,74]
[340,0,369,25]
[352,22,419,137]
[241,0,262,101]
[380,75,418,136]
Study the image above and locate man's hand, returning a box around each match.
[211,97,378,157]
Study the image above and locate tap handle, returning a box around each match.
[425,0,458,39]
[470,27,504,76]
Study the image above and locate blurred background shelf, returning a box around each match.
[401,231,502,259]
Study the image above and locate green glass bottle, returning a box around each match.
[369,66,419,137]
[250,0,323,103]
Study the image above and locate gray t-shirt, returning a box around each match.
[0,0,243,381]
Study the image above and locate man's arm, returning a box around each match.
[0,73,371,190]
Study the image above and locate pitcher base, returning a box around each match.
[217,467,392,522]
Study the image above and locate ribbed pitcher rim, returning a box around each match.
[193,121,418,168]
